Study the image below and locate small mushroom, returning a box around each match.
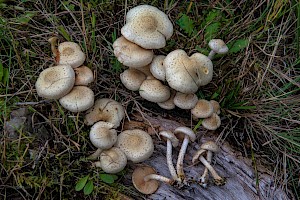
[48,36,58,58]
[89,121,117,150]
[74,66,94,86]
[210,100,221,114]
[132,165,174,195]
[120,68,146,91]
[59,86,94,112]
[191,99,214,119]
[174,92,198,110]
[35,64,75,100]
[202,113,221,130]
[116,129,154,163]
[150,55,166,81]
[157,89,176,110]
[208,39,229,60]
[57,42,86,68]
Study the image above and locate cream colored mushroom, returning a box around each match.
[150,55,166,81]
[157,89,176,110]
[191,99,214,119]
[57,42,86,68]
[210,100,221,114]
[120,68,146,91]
[208,39,229,60]
[74,66,94,86]
[202,113,221,130]
[174,92,198,110]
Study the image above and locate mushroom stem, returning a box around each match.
[93,160,101,168]
[199,151,212,187]
[166,139,180,182]
[87,148,103,160]
[144,174,174,185]
[192,149,206,164]
[176,135,190,181]
[208,50,216,60]
[48,36,58,58]
[199,155,226,186]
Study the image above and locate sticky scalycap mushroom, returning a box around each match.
[150,55,166,81]
[202,113,221,131]
[74,66,94,86]
[35,64,75,100]
[89,121,117,149]
[208,39,229,60]
[174,92,198,110]
[191,99,214,119]
[120,68,146,91]
[57,41,86,68]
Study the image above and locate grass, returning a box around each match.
[0,0,299,199]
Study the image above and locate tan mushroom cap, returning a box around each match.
[84,98,125,127]
[139,77,170,103]
[150,55,166,81]
[191,99,214,119]
[159,130,179,147]
[74,66,94,86]
[113,36,154,68]
[174,126,196,142]
[116,129,154,163]
[132,165,159,195]
[202,113,221,130]
[99,147,127,174]
[190,53,213,86]
[58,42,86,68]
[200,141,219,153]
[210,100,221,114]
[59,86,94,112]
[121,5,173,49]
[89,121,117,149]
[157,89,176,110]
[208,39,229,54]
[120,68,146,91]
[35,64,75,100]
[174,92,198,110]
[135,64,152,77]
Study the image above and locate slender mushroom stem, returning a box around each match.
[208,51,216,60]
[199,151,212,187]
[176,135,190,181]
[166,139,180,182]
[48,36,58,57]
[192,149,206,164]
[87,148,103,160]
[144,174,174,185]
[199,155,226,186]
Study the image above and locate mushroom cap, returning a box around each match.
[35,64,75,99]
[89,121,117,149]
[84,98,125,127]
[59,86,94,112]
[202,113,221,130]
[191,99,214,119]
[116,129,154,163]
[113,36,154,68]
[210,100,221,114]
[132,165,159,194]
[74,66,94,86]
[157,89,176,110]
[174,126,196,142]
[135,64,152,77]
[189,53,213,86]
[208,39,229,54]
[121,5,173,49]
[150,55,166,81]
[174,92,198,110]
[99,147,127,174]
[139,77,170,103]
[120,68,146,91]
[159,130,179,147]
[200,141,219,153]
[58,42,86,68]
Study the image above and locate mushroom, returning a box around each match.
[120,68,146,91]
[208,39,229,60]
[35,64,75,100]
[174,127,196,182]
[121,5,173,49]
[157,89,176,110]
[150,55,166,81]
[202,113,221,130]
[116,129,154,163]
[134,64,152,77]
[59,86,94,112]
[173,92,198,110]
[113,36,154,68]
[84,98,125,127]
[159,131,180,182]
[210,100,221,114]
[94,147,127,174]
[132,165,174,194]
[139,76,171,103]
[48,36,58,58]
[191,99,214,119]
[57,41,86,68]
[74,66,94,86]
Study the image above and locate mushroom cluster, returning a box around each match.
[35,37,95,112]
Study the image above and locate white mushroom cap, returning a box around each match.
[120,68,146,91]
[98,147,127,174]
[159,130,179,147]
[150,55,166,81]
[84,98,125,127]
[210,100,221,114]
[191,99,214,119]
[202,113,221,130]
[113,36,154,68]
[174,92,198,110]
[157,89,176,110]
[174,126,196,142]
[121,5,173,49]
[200,141,219,153]
[59,86,94,112]
[74,66,94,86]
[116,129,154,163]
[135,64,152,77]
[190,53,213,86]
[208,39,229,54]
[58,42,86,68]
[35,64,75,99]
[89,121,117,149]
[139,77,170,103]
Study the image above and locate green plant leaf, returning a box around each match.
[3,68,9,85]
[75,175,89,191]
[177,13,195,36]
[0,62,3,81]
[228,39,249,54]
[99,174,115,184]
[83,180,94,195]
[204,22,221,41]
[57,25,71,41]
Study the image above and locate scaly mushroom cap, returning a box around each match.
[150,55,166,81]
[174,126,196,142]
[202,113,221,130]
[59,86,94,112]
[210,100,221,114]
[113,36,154,68]
[139,77,170,103]
[35,64,75,99]
[200,141,219,153]
[135,64,152,77]
[57,42,86,68]
[132,166,159,194]
[99,147,127,174]
[191,99,214,119]
[84,98,125,127]
[157,89,176,110]
[74,66,94,86]
[208,39,229,54]
[89,121,117,149]
[190,53,213,86]
[120,68,146,91]
[116,129,154,163]
[121,5,173,49]
[159,130,179,147]
[174,92,198,110]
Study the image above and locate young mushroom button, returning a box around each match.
[74,66,94,86]
[120,68,146,91]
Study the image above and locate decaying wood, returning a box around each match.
[124,113,293,200]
